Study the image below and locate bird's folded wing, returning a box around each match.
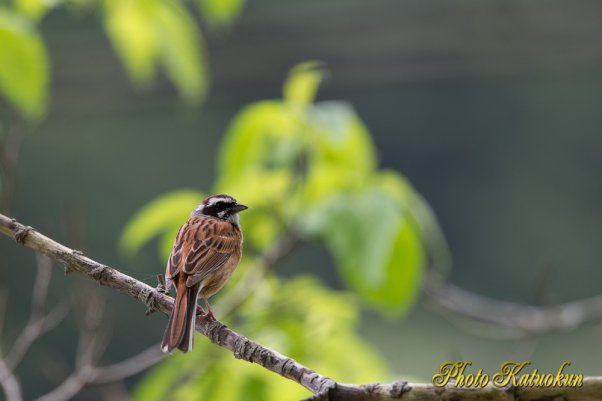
[182,232,238,286]
[166,216,239,287]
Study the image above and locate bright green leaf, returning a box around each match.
[103,0,207,103]
[303,186,425,315]
[300,101,376,206]
[14,0,53,20]
[196,0,245,28]
[0,9,48,120]
[153,0,208,103]
[378,170,452,276]
[217,100,301,184]
[283,61,326,108]
[215,100,308,250]
[119,189,203,258]
[103,0,159,84]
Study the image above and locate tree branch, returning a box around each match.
[2,213,602,401]
[425,272,602,337]
[0,358,22,401]
[305,378,602,401]
[4,255,69,371]
[0,214,335,395]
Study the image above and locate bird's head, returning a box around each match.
[193,194,248,225]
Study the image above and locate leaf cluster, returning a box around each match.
[121,62,450,400]
[0,0,245,120]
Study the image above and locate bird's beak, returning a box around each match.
[232,203,248,213]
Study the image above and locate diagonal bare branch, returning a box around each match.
[3,213,602,401]
[0,214,336,395]
[425,271,602,336]
[0,357,22,401]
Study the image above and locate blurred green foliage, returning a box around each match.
[196,0,245,28]
[103,0,208,103]
[122,62,436,314]
[120,189,205,261]
[133,277,388,401]
[0,8,48,120]
[0,0,245,120]
[121,63,447,399]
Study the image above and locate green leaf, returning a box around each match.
[14,0,52,20]
[103,0,159,84]
[378,170,452,275]
[215,101,301,250]
[217,100,301,185]
[299,101,376,206]
[103,0,208,103]
[303,186,425,315]
[196,0,245,28]
[283,61,326,108]
[154,1,208,103]
[0,9,48,120]
[119,189,203,258]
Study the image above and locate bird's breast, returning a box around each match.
[198,249,241,298]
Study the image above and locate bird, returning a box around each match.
[161,194,247,353]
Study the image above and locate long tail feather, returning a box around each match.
[161,280,199,353]
[178,284,200,352]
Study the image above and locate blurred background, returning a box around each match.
[1,0,602,400]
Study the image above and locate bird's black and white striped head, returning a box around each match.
[193,194,248,225]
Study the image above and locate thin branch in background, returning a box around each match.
[0,255,64,401]
[0,290,7,337]
[3,255,69,372]
[90,345,165,384]
[0,238,166,401]
[36,292,108,401]
[0,291,21,401]
[0,358,22,401]
[425,270,602,337]
[33,287,167,401]
[0,113,26,214]
[35,336,165,401]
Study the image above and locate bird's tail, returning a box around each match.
[161,280,199,353]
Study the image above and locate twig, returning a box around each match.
[0,254,69,401]
[4,256,69,371]
[34,344,165,401]
[35,293,108,401]
[0,289,22,401]
[90,345,165,384]
[0,358,22,401]
[425,271,602,336]
[0,114,26,213]
[35,289,159,401]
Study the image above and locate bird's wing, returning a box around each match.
[167,216,239,288]
[164,224,185,292]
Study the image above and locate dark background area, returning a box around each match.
[2,0,602,398]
